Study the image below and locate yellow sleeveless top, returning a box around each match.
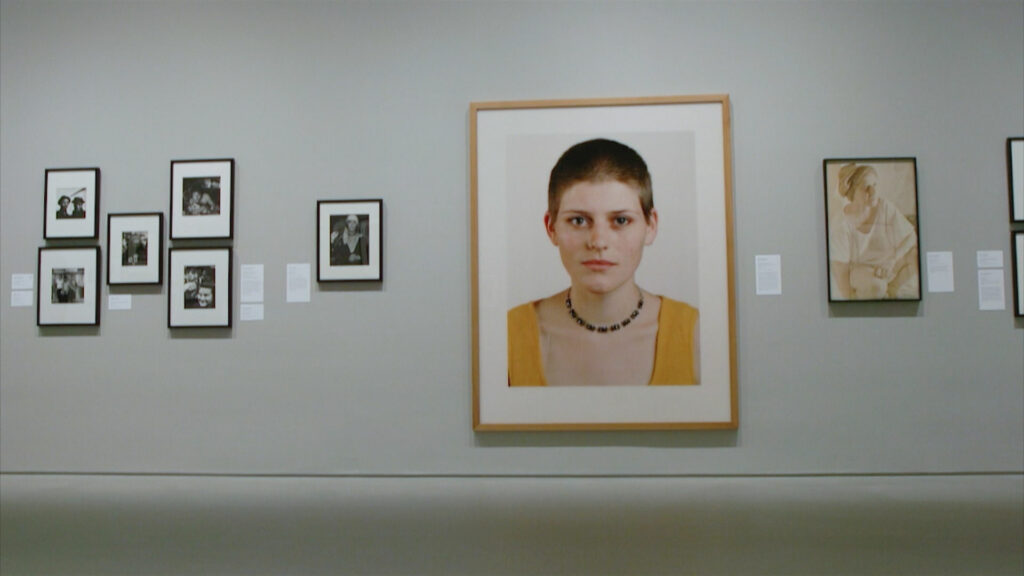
[507,296,698,386]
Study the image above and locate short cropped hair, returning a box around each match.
[547,138,654,221]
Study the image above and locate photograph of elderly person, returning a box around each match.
[121,231,148,266]
[55,187,86,219]
[827,161,919,300]
[51,268,84,303]
[183,265,215,309]
[183,177,221,215]
[330,214,370,266]
[508,138,699,387]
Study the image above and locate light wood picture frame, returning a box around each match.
[470,95,738,431]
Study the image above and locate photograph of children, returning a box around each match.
[182,177,221,216]
[55,187,87,219]
[183,265,216,309]
[329,214,370,266]
[121,231,148,266]
[51,268,85,303]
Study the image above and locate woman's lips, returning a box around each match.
[582,259,615,271]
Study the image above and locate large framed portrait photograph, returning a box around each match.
[1009,137,1023,223]
[1013,232,1024,317]
[107,213,163,285]
[43,167,100,239]
[170,158,234,239]
[317,199,383,282]
[37,247,101,326]
[471,95,738,431]
[824,157,922,302]
[168,247,232,328]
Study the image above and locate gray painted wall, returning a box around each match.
[2,0,1022,572]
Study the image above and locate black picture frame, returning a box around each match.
[43,167,100,239]
[316,199,384,282]
[107,212,164,285]
[823,157,922,302]
[168,247,232,328]
[1008,137,1023,224]
[37,246,101,326]
[1013,232,1023,317]
[169,158,235,240]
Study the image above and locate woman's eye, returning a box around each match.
[614,216,631,226]
[568,216,587,226]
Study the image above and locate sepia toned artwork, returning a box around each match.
[471,95,738,431]
[824,158,922,302]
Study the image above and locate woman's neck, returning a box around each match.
[568,282,642,324]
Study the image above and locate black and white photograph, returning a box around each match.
[107,213,163,285]
[329,213,370,266]
[37,247,100,326]
[44,168,100,239]
[168,247,231,328]
[317,200,383,282]
[51,268,85,303]
[182,177,222,216]
[121,232,148,266]
[183,265,216,309]
[170,159,234,239]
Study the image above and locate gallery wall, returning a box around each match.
[3,1,1022,572]
[2,0,1022,477]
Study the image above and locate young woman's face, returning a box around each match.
[545,179,657,296]
[852,172,878,206]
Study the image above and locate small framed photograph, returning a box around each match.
[37,247,101,326]
[1013,232,1024,317]
[107,213,163,285]
[169,159,234,239]
[471,95,738,431]
[317,199,383,282]
[43,168,100,239]
[168,247,232,328]
[1008,137,1023,223]
[824,157,922,302]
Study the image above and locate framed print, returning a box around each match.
[168,247,232,328]
[317,199,383,282]
[1013,232,1024,317]
[824,157,922,302]
[471,95,738,431]
[43,168,100,239]
[107,213,163,285]
[170,158,234,239]
[37,247,101,326]
[1009,137,1023,223]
